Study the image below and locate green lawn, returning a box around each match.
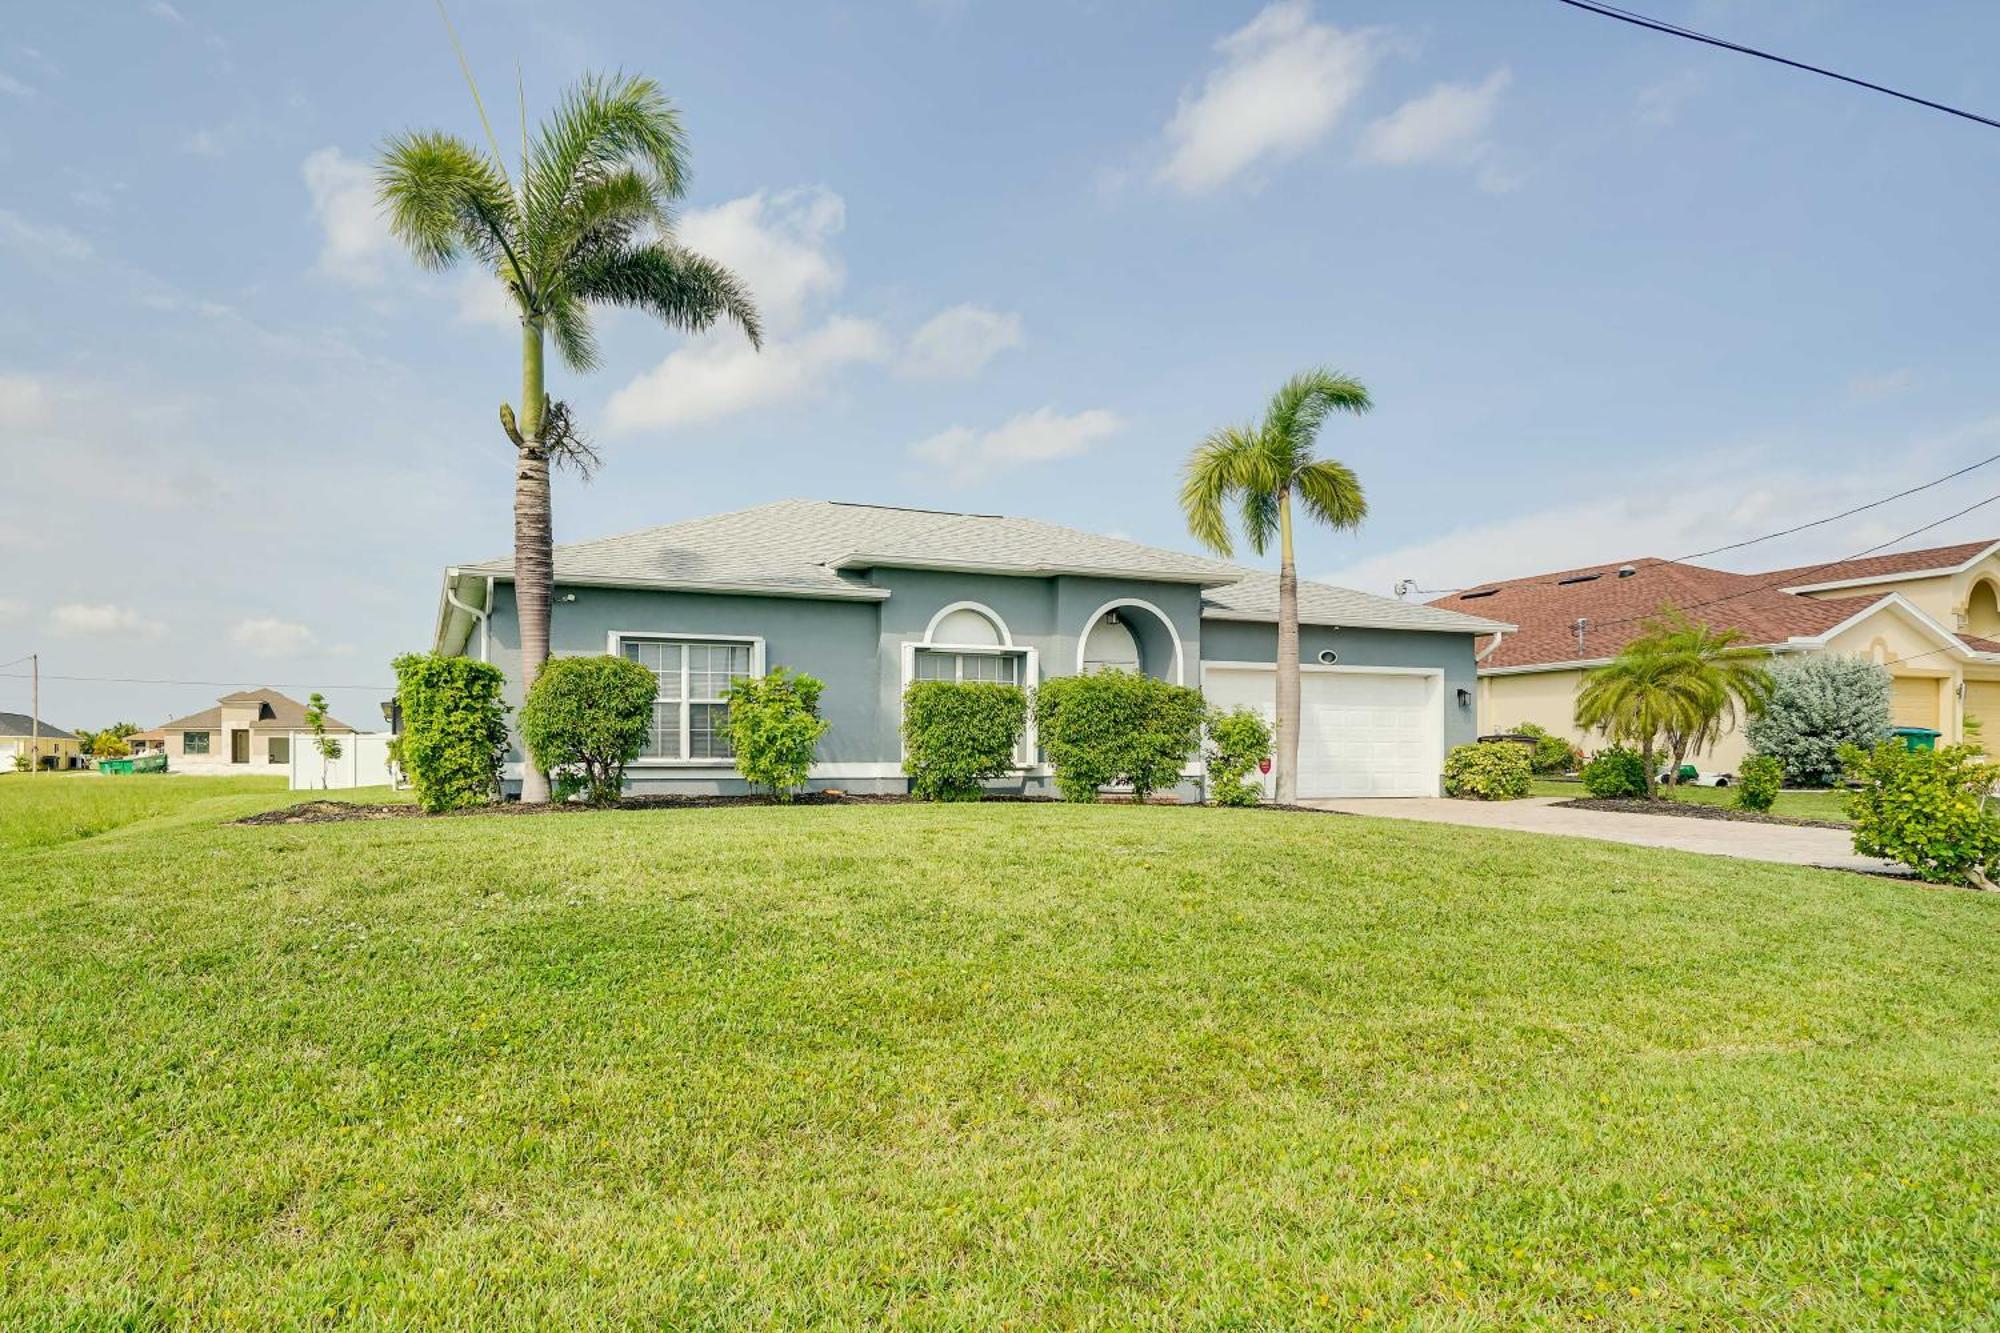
[2,791,1994,1326]
[0,773,299,851]
[1530,777,1855,824]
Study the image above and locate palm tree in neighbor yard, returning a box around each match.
[377,73,761,801]
[1181,370,1371,804]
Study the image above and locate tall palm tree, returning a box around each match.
[378,73,760,801]
[1576,608,1772,798]
[1182,370,1371,804]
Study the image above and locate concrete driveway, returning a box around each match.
[1305,796,1901,875]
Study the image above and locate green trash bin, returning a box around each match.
[1890,726,1940,752]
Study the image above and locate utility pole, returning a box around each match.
[29,652,39,775]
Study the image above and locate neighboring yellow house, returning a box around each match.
[1430,538,2000,770]
[0,712,85,771]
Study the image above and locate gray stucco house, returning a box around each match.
[431,499,1511,799]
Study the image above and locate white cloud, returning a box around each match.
[1847,368,1917,401]
[0,209,92,263]
[303,147,393,286]
[50,603,165,639]
[0,72,32,99]
[1155,0,1376,193]
[230,617,317,657]
[1357,69,1510,167]
[0,598,25,624]
[0,374,50,429]
[675,187,845,336]
[900,304,1023,380]
[146,0,184,20]
[909,407,1122,485]
[454,271,519,329]
[605,315,890,432]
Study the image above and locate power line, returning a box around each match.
[1552,0,2000,131]
[0,673,393,691]
[1673,451,2000,562]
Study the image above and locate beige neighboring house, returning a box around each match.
[134,689,356,775]
[0,713,85,771]
[1429,538,2000,770]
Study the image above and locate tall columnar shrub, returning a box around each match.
[1205,706,1273,806]
[1745,655,1893,787]
[902,681,1027,801]
[1580,745,1649,799]
[392,652,512,813]
[1842,741,2000,886]
[1443,740,1532,800]
[724,668,830,800]
[517,654,658,805]
[1735,754,1784,813]
[1034,670,1207,803]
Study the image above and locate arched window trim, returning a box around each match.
[922,600,1013,649]
[1074,598,1186,685]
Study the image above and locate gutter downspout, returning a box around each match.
[443,575,491,663]
[1475,630,1507,665]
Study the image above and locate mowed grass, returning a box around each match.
[0,773,297,851]
[1530,777,1854,824]
[1,795,1995,1327]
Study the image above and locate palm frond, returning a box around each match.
[1293,458,1368,532]
[569,243,763,348]
[539,397,602,480]
[522,72,686,249]
[1239,486,1281,557]
[542,293,600,373]
[377,131,520,275]
[1263,368,1372,470]
[1179,426,1257,557]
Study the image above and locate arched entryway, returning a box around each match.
[1075,599,1185,684]
[1967,578,2000,640]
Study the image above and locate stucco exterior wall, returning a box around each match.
[1790,552,2000,639]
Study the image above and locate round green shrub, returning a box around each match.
[1512,721,1582,776]
[1204,706,1272,806]
[392,652,511,812]
[1735,754,1784,813]
[1034,671,1207,803]
[901,681,1027,801]
[723,668,829,800]
[1581,745,1649,799]
[1745,656,1893,787]
[1442,740,1532,800]
[518,654,659,806]
[1842,741,2000,885]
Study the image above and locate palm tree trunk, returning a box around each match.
[514,317,553,804]
[1274,488,1300,805]
[1641,734,1658,800]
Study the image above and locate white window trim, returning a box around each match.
[1075,597,1186,684]
[901,603,1041,770]
[607,630,766,767]
[923,600,1015,647]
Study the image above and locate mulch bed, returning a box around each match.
[1553,797,1849,831]
[233,791,1346,827]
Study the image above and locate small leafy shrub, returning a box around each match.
[1842,741,2000,886]
[392,651,512,812]
[902,681,1027,801]
[517,654,658,805]
[1735,754,1784,813]
[1581,745,1649,799]
[1034,671,1206,803]
[1513,722,1582,776]
[1746,655,1892,787]
[91,734,132,760]
[724,668,830,800]
[1442,740,1531,801]
[1204,706,1272,806]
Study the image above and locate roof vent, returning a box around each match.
[1617,565,1637,578]
[1458,588,1500,601]
[1556,572,1602,586]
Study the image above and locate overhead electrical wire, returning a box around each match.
[0,673,393,691]
[1552,0,2000,130]
[1672,451,2000,563]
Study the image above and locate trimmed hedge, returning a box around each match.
[1735,754,1784,813]
[1581,745,1648,799]
[1843,741,2000,885]
[1034,671,1206,803]
[902,681,1027,801]
[392,652,510,812]
[724,668,830,800]
[1205,706,1272,806]
[1443,740,1532,800]
[518,654,658,805]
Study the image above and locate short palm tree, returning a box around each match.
[378,73,760,802]
[1576,608,1773,797]
[1182,370,1371,803]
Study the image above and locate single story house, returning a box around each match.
[0,713,84,771]
[134,689,357,775]
[432,499,1512,799]
[1430,538,2000,768]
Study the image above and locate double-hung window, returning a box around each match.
[913,649,1020,685]
[620,637,757,761]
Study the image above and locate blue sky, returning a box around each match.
[6,0,2000,726]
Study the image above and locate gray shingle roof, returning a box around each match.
[449,499,1511,636]
[0,712,77,740]
[1204,570,1513,635]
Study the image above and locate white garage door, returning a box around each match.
[1202,666,1440,798]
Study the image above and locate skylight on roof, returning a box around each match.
[1459,588,1500,600]
[1556,573,1602,586]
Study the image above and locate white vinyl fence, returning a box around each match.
[288,731,401,791]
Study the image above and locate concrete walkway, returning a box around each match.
[1305,797,1902,875]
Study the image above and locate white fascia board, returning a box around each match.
[833,553,1237,587]
[1198,607,1515,635]
[1782,592,1974,658]
[463,569,891,602]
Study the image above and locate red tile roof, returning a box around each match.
[1430,536,1998,670]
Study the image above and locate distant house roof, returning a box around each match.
[150,688,355,735]
[0,712,77,741]
[1431,539,2000,671]
[444,498,1511,638]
